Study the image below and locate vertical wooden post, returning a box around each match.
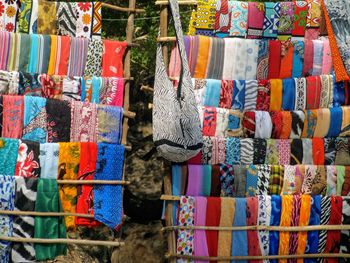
[160,5,169,64]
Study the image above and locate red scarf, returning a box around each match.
[247,197,262,263]
[268,40,281,79]
[58,36,71,75]
[306,76,321,109]
[102,40,127,77]
[312,138,325,165]
[206,197,221,263]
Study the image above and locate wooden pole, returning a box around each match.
[155,0,197,5]
[0,210,95,218]
[0,236,125,247]
[102,3,144,13]
[160,5,169,64]
[56,180,130,185]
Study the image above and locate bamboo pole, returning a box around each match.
[161,194,180,201]
[166,253,350,261]
[155,0,197,5]
[102,3,144,13]
[123,110,136,119]
[56,180,130,185]
[0,211,94,218]
[157,36,177,42]
[162,225,350,232]
[0,236,124,247]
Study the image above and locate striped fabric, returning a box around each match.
[68,37,89,77]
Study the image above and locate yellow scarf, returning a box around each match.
[296,195,311,262]
[270,79,283,111]
[313,108,331,138]
[48,35,58,75]
[278,195,293,262]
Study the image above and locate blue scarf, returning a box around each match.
[292,41,304,78]
[327,107,343,137]
[226,137,241,165]
[245,164,258,196]
[231,198,248,263]
[92,77,101,104]
[28,34,39,74]
[202,165,212,196]
[305,195,321,263]
[94,143,125,229]
[269,195,281,263]
[23,96,47,143]
[333,80,345,107]
[203,79,221,107]
[0,138,19,175]
[232,80,245,110]
[282,78,296,110]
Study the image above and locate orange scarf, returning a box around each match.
[278,195,293,262]
[194,36,211,79]
[296,195,311,262]
[270,79,283,111]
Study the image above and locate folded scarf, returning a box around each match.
[305,195,321,263]
[94,144,124,229]
[289,195,302,256]
[257,195,271,259]
[227,110,243,137]
[38,0,57,35]
[335,138,350,165]
[302,165,316,194]
[0,175,15,263]
[282,79,296,110]
[97,105,123,144]
[312,40,324,76]
[232,80,245,110]
[39,143,59,179]
[246,197,262,262]
[269,195,281,263]
[257,40,269,81]
[229,1,248,37]
[279,195,293,262]
[0,138,19,175]
[255,111,272,139]
[324,138,336,165]
[226,137,240,165]
[243,111,255,138]
[313,108,330,138]
[62,76,81,101]
[294,78,307,110]
[214,0,232,34]
[318,196,331,258]
[312,138,325,165]
[282,165,297,194]
[340,106,350,137]
[326,166,338,196]
[269,165,284,195]
[211,137,226,164]
[12,177,37,263]
[207,38,225,80]
[46,99,71,142]
[246,164,258,196]
[219,164,234,197]
[234,166,247,197]
[277,139,291,165]
[40,73,64,99]
[194,197,209,262]
[212,165,222,197]
[177,196,195,259]
[76,142,100,227]
[219,80,233,109]
[15,140,40,178]
[306,76,321,109]
[296,195,312,263]
[327,107,343,137]
[247,2,264,39]
[231,198,248,263]
[278,2,294,36]
[217,198,235,263]
[263,2,280,38]
[256,80,270,111]
[336,166,346,196]
[279,41,294,79]
[240,138,254,165]
[84,39,103,77]
[321,38,333,74]
[307,0,321,27]
[256,165,270,195]
[99,77,124,107]
[253,139,267,165]
[280,111,292,139]
[222,38,237,80]
[265,139,279,165]
[290,111,305,138]
[101,40,127,77]
[34,179,67,261]
[301,110,318,138]
[268,41,281,79]
[333,81,345,108]
[271,112,283,139]
[291,139,303,165]
[342,167,350,196]
[2,95,24,139]
[292,1,308,37]
[206,197,221,263]
[340,197,350,257]
[203,107,217,137]
[23,96,47,143]
[18,72,41,96]
[302,139,314,164]
[269,79,283,111]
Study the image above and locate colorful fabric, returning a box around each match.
[39,143,59,179]
[203,107,217,137]
[232,80,245,110]
[279,40,294,79]
[279,195,293,262]
[229,1,248,37]
[318,196,331,256]
[278,2,294,35]
[291,111,305,138]
[38,0,57,35]
[219,163,234,197]
[292,41,305,78]
[292,1,308,37]
[102,40,127,78]
[307,0,321,28]
[68,37,89,77]
[206,197,221,261]
[256,165,270,195]
[70,101,97,142]
[305,195,321,262]
[256,80,270,111]
[296,195,312,260]
[246,197,262,260]
[265,139,279,165]
[194,197,209,261]
[23,96,47,143]
[263,2,280,38]
[253,138,266,165]
[282,78,295,110]
[226,137,240,165]
[57,2,77,37]
[269,79,282,111]
[219,80,233,109]
[247,2,265,39]
[17,0,37,34]
[2,95,23,138]
[246,164,258,197]
[269,165,284,195]
[0,138,19,175]
[289,195,302,256]
[257,40,269,81]
[258,195,271,259]
[231,198,248,262]
[46,99,71,143]
[15,140,40,178]
[268,40,281,79]
[214,0,232,34]
[97,105,123,144]
[269,195,281,263]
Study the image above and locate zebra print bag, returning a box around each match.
[153,0,203,162]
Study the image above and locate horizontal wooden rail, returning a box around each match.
[166,253,350,261]
[0,210,94,218]
[124,110,136,119]
[162,224,350,232]
[102,3,144,13]
[0,236,124,247]
[161,194,180,201]
[57,180,130,185]
[157,36,176,42]
[155,0,197,5]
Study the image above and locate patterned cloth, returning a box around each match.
[258,195,271,260]
[70,101,97,142]
[46,99,71,143]
[269,165,284,195]
[39,143,59,179]
[97,105,123,144]
[37,0,57,35]
[84,39,103,77]
[15,140,40,178]
[229,1,248,37]
[23,96,47,143]
[263,2,280,38]
[0,138,19,175]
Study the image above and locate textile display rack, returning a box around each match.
[156,0,350,262]
[0,0,142,254]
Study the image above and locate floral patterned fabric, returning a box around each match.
[15,140,40,178]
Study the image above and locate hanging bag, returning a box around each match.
[153,0,203,162]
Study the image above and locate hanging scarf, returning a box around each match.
[70,101,98,142]
[234,166,247,198]
[303,40,314,77]
[244,40,259,80]
[268,165,284,195]
[244,80,258,111]
[289,195,302,256]
[333,81,345,108]
[12,177,37,263]
[271,111,283,139]
[243,111,255,138]
[326,166,338,196]
[211,165,222,197]
[292,1,308,37]
[206,197,221,263]
[324,138,336,165]
[0,32,11,71]
[93,143,124,228]
[257,40,269,81]
[212,137,226,164]
[279,195,293,262]
[301,110,318,138]
[39,143,59,179]
[294,78,307,110]
[291,139,303,165]
[302,165,316,194]
[312,40,324,76]
[34,179,67,261]
[23,96,47,143]
[0,138,19,175]
[340,197,350,257]
[92,2,102,38]
[269,195,281,263]
[312,138,325,165]
[279,40,294,79]
[240,138,254,165]
[290,111,305,138]
[246,197,262,262]
[306,76,321,109]
[227,110,243,137]
[317,196,332,260]
[247,2,264,39]
[253,139,267,165]
[257,195,271,261]
[202,136,213,165]
[336,166,346,196]
[296,195,312,263]
[62,76,81,101]
[255,111,272,138]
[307,0,321,27]
[263,2,280,38]
[76,2,94,38]
[203,79,221,108]
[207,38,225,80]
[313,108,330,138]
[305,195,321,263]
[282,165,297,194]
[223,41,236,79]
[246,164,258,196]
[28,34,40,74]
[18,72,40,96]
[15,140,40,178]
[194,36,211,79]
[278,2,294,36]
[7,33,21,72]
[37,0,57,35]
[194,197,209,262]
[265,139,279,165]
[58,142,81,230]
[18,34,31,72]
[282,79,296,111]
[203,106,217,137]
[231,198,248,263]
[76,142,100,227]
[217,198,235,263]
[68,37,89,77]
[214,0,232,34]
[256,80,270,111]
[57,2,77,37]
[277,139,291,165]
[321,38,333,74]
[187,165,203,196]
[46,99,71,142]
[302,139,314,164]
[219,163,234,197]
[269,79,283,111]
[256,165,270,195]
[229,1,248,37]
[232,80,245,110]
[99,77,124,107]
[84,39,103,77]
[280,111,292,139]
[219,80,233,109]
[48,36,71,76]
[327,107,343,137]
[268,40,282,79]
[97,105,123,144]
[335,137,350,165]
